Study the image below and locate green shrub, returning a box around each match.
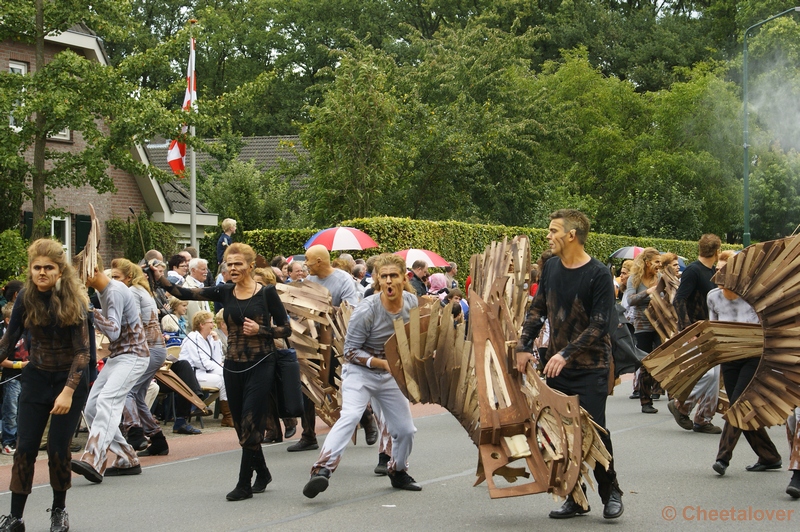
[0,229,27,285]
[242,216,741,284]
[106,213,180,263]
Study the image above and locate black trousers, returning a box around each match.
[547,367,620,503]
[224,356,276,451]
[716,358,780,466]
[11,365,89,494]
[634,331,661,406]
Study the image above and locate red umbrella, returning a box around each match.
[395,249,450,268]
[609,246,644,260]
[304,227,378,251]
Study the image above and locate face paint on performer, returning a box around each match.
[378,264,404,304]
[547,218,572,258]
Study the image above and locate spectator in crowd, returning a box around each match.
[185,258,211,326]
[1,303,29,456]
[270,255,286,268]
[167,254,189,286]
[161,297,189,342]
[444,262,458,289]
[427,273,450,299]
[409,260,429,297]
[217,218,237,268]
[179,310,233,428]
[362,255,378,288]
[1,280,23,309]
[352,264,367,298]
[287,261,305,283]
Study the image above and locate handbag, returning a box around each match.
[275,347,304,417]
[262,284,304,417]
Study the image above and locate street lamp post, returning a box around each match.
[742,7,800,247]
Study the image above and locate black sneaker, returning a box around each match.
[389,469,422,491]
[48,508,69,532]
[0,515,24,532]
[303,468,331,498]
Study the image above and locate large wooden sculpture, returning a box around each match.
[275,281,346,428]
[385,236,611,505]
[644,235,800,430]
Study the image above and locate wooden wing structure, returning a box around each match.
[74,204,101,283]
[385,236,611,506]
[644,269,680,343]
[644,235,800,430]
[275,281,350,428]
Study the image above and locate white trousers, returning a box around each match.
[195,366,227,401]
[682,366,720,424]
[81,354,148,471]
[313,364,415,474]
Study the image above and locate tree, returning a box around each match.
[301,42,400,226]
[0,0,182,238]
[198,160,304,231]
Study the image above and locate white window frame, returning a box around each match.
[51,216,71,259]
[8,61,27,131]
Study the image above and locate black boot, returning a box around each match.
[226,449,254,501]
[787,471,800,499]
[137,431,169,457]
[549,485,589,519]
[251,449,272,493]
[126,426,148,451]
[360,408,378,446]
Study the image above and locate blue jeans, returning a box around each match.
[2,377,22,446]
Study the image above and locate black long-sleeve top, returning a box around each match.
[673,260,716,331]
[515,257,614,370]
[159,279,291,363]
[0,289,89,390]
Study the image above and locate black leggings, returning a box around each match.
[11,365,89,494]
[634,331,661,405]
[224,356,276,450]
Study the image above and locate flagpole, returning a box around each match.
[189,20,198,249]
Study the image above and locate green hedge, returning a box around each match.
[241,216,740,283]
[0,229,27,286]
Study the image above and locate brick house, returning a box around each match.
[1,24,218,263]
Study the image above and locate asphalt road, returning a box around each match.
[2,379,798,531]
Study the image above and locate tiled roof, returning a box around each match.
[145,136,308,212]
[145,135,306,174]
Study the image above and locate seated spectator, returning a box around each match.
[445,288,469,324]
[162,297,188,343]
[179,310,233,427]
[427,273,450,299]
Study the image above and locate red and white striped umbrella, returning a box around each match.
[304,226,378,251]
[394,249,450,268]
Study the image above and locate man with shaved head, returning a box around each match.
[289,245,376,452]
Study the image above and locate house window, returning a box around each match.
[49,128,71,141]
[8,61,27,131]
[8,61,70,140]
[51,216,71,259]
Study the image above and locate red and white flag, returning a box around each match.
[167,37,197,176]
